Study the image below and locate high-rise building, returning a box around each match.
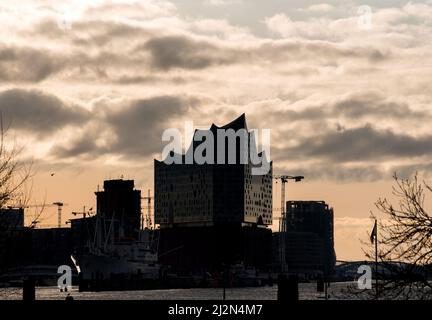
[273,201,336,276]
[95,179,141,242]
[0,207,24,231]
[0,207,25,268]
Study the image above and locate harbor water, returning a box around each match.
[0,282,356,300]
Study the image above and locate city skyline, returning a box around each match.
[1,0,431,261]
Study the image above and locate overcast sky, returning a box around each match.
[1,0,431,260]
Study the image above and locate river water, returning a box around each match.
[0,282,357,300]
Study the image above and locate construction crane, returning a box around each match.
[72,206,94,218]
[273,175,304,273]
[11,202,68,228]
[52,202,65,228]
[141,189,153,230]
[273,175,304,232]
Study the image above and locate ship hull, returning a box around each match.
[74,253,160,281]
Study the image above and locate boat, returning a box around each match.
[72,241,160,282]
[230,263,262,287]
[71,209,162,291]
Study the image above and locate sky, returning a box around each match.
[1,0,432,260]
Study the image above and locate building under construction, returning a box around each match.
[272,201,336,277]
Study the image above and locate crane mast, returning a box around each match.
[9,202,68,228]
[273,175,304,274]
[142,189,153,230]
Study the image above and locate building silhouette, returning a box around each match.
[155,114,272,227]
[0,207,24,231]
[69,179,142,258]
[273,201,336,277]
[95,179,141,243]
[154,114,273,271]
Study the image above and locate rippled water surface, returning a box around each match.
[0,282,357,300]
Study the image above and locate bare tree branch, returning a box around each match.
[362,173,432,299]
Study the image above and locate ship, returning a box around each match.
[71,210,162,291]
[72,240,160,282]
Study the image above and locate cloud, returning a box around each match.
[143,35,240,70]
[106,95,196,156]
[51,94,200,159]
[203,0,243,6]
[83,0,177,20]
[288,124,432,163]
[331,93,426,120]
[0,0,429,185]
[265,3,432,44]
[277,161,388,182]
[8,12,391,85]
[0,44,63,82]
[264,13,335,40]
[142,34,389,73]
[306,4,334,12]
[0,89,89,135]
[256,39,389,63]
[51,131,100,159]
[263,92,428,124]
[389,162,432,180]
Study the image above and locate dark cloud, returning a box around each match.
[11,20,391,83]
[142,35,240,70]
[106,95,197,156]
[0,89,90,134]
[256,41,390,63]
[282,161,432,182]
[278,162,387,182]
[51,133,100,159]
[263,93,429,124]
[71,20,154,47]
[389,162,432,180]
[0,45,63,82]
[0,42,113,84]
[111,75,196,85]
[51,95,198,159]
[141,35,389,71]
[288,124,432,162]
[332,94,426,120]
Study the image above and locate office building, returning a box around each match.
[273,201,336,276]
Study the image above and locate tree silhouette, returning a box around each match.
[0,118,35,274]
[363,173,432,299]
